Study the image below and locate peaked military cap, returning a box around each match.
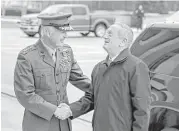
[37,5,73,31]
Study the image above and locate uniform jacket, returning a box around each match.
[70,48,151,131]
[14,40,90,131]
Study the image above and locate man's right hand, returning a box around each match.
[54,103,72,120]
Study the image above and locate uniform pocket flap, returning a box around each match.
[34,68,52,77]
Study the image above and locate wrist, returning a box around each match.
[53,107,58,115]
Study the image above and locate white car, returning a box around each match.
[19,13,40,37]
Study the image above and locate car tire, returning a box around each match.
[26,33,36,37]
[80,32,90,37]
[94,23,107,37]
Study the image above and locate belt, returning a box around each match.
[40,94,68,105]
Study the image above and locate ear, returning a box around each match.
[123,38,127,43]
[45,27,52,37]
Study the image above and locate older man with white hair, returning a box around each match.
[66,23,151,131]
[14,10,91,131]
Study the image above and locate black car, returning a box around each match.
[131,22,179,131]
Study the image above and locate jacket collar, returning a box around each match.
[41,40,56,57]
[102,48,130,65]
[36,40,55,67]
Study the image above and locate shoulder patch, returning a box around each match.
[20,45,36,55]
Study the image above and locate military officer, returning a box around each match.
[14,9,91,131]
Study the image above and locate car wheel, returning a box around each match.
[94,23,107,37]
[26,33,36,37]
[80,32,90,37]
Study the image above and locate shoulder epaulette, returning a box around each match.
[20,45,36,55]
[63,44,71,48]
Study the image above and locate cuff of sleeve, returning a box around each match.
[38,102,57,121]
[69,103,81,119]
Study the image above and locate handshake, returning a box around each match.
[54,103,72,120]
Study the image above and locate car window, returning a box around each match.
[71,7,87,15]
[40,5,72,14]
[40,5,62,14]
[27,9,40,14]
[58,7,72,14]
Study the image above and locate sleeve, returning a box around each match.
[129,61,151,131]
[69,50,91,92]
[14,53,57,121]
[69,65,97,119]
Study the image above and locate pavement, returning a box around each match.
[1,94,92,131]
[1,18,141,131]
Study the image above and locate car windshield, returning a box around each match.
[40,5,71,14]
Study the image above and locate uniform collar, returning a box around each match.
[41,39,56,56]
[36,40,56,67]
[103,48,130,65]
[110,54,118,62]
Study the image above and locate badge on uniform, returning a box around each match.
[59,48,71,72]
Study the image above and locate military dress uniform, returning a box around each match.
[14,11,90,131]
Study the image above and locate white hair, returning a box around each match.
[40,25,51,38]
[112,23,134,45]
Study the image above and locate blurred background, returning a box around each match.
[2,0,179,15]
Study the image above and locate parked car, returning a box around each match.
[130,22,179,131]
[19,13,39,37]
[18,4,115,37]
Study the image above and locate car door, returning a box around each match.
[130,24,179,131]
[69,6,90,31]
